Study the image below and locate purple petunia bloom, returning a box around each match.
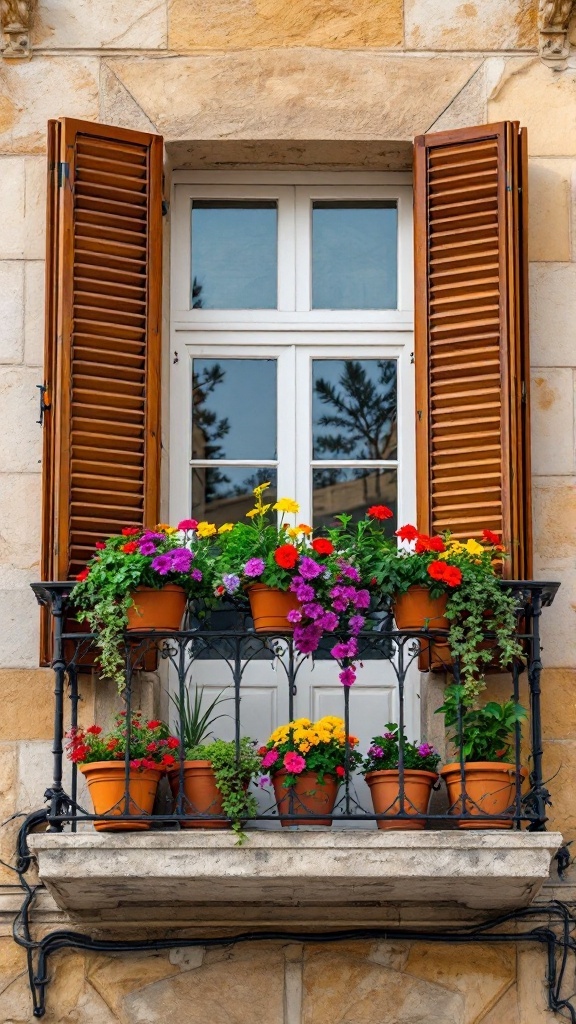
[287,608,302,624]
[172,547,194,572]
[383,731,396,740]
[191,568,203,581]
[298,556,323,580]
[290,580,315,603]
[318,611,339,632]
[338,561,361,583]
[352,589,371,609]
[331,638,358,660]
[139,539,158,557]
[151,553,172,576]
[418,742,435,758]
[302,601,324,620]
[368,744,384,759]
[244,557,265,577]
[142,531,165,542]
[349,614,365,635]
[339,666,356,687]
[222,573,240,594]
[293,623,323,655]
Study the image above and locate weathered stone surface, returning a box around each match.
[29,830,563,919]
[516,946,554,1023]
[0,262,24,364]
[489,57,576,156]
[405,0,537,51]
[478,982,521,1024]
[107,53,482,141]
[24,261,45,367]
[0,157,45,260]
[86,951,181,1020]
[168,0,403,51]
[0,475,41,569]
[404,942,516,1023]
[167,138,414,171]
[427,64,487,133]
[530,368,575,476]
[0,743,18,884]
[0,366,42,472]
[99,63,158,135]
[528,159,574,262]
[0,58,99,155]
[0,568,40,669]
[529,263,576,367]
[0,670,53,739]
[35,0,167,49]
[542,742,576,834]
[540,669,576,739]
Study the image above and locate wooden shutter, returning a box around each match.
[414,122,531,580]
[40,119,163,662]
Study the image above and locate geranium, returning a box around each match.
[283,752,306,774]
[311,538,334,556]
[260,716,362,790]
[367,505,393,520]
[274,544,299,569]
[65,713,176,768]
[178,519,198,531]
[395,524,419,542]
[121,541,138,554]
[76,567,90,582]
[122,527,140,536]
[482,529,501,545]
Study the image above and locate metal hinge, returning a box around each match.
[58,162,69,188]
[162,200,169,216]
[521,381,527,403]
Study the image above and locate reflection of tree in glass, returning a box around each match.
[313,360,396,488]
[234,467,274,498]
[192,276,203,309]
[192,363,230,501]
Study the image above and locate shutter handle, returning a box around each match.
[36,383,50,426]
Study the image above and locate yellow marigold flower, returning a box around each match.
[298,524,313,535]
[465,539,484,556]
[298,742,311,753]
[273,498,300,514]
[292,718,312,727]
[156,523,177,534]
[196,521,217,538]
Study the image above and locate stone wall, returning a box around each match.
[1,0,576,1020]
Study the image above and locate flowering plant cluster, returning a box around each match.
[361,724,441,775]
[71,521,218,688]
[258,716,362,788]
[65,712,179,770]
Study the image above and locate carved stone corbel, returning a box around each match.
[539,0,576,69]
[0,0,37,60]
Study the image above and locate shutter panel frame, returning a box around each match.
[414,121,531,580]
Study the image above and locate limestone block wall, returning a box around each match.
[0,0,575,1020]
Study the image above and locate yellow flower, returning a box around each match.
[298,524,312,535]
[298,741,311,753]
[273,498,300,514]
[246,509,259,518]
[253,482,271,496]
[196,521,217,538]
[218,523,234,533]
[464,539,484,556]
[287,527,299,538]
[246,504,271,518]
[156,523,177,534]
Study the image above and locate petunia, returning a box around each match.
[287,608,302,624]
[151,553,172,575]
[298,556,323,580]
[352,589,371,610]
[222,573,240,594]
[191,568,203,581]
[339,667,356,687]
[302,602,324,620]
[318,611,339,632]
[258,775,271,789]
[368,744,384,758]
[349,615,365,635]
[293,623,323,655]
[244,557,265,577]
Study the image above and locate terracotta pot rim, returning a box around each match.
[441,761,527,776]
[78,761,163,777]
[167,760,213,773]
[131,583,186,594]
[246,582,291,594]
[365,769,439,782]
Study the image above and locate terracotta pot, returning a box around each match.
[79,761,162,831]
[365,769,438,830]
[167,760,229,829]
[272,770,339,827]
[247,584,300,633]
[126,584,187,631]
[441,761,528,829]
[393,586,450,672]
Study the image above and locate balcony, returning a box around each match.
[28,580,563,925]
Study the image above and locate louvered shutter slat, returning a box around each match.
[414,122,531,579]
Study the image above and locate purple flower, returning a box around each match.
[330,638,358,660]
[368,744,384,759]
[318,611,339,631]
[258,776,271,789]
[287,608,302,624]
[298,556,323,580]
[383,731,396,740]
[331,597,348,613]
[339,666,356,687]
[142,531,165,542]
[302,602,324,620]
[191,568,203,581]
[418,742,435,758]
[151,553,172,576]
[171,547,194,572]
[290,579,315,603]
[352,589,371,610]
[349,615,365,635]
[222,573,240,594]
[244,557,265,577]
[338,561,361,583]
[138,540,158,556]
[294,623,323,655]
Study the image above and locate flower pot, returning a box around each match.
[441,761,527,829]
[392,586,450,672]
[79,761,162,831]
[247,584,300,633]
[272,769,339,826]
[365,769,438,830]
[126,584,187,631]
[167,760,230,829]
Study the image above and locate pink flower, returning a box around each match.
[262,749,279,769]
[287,608,302,624]
[283,751,306,774]
[339,667,356,687]
[178,519,198,531]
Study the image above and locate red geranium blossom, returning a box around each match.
[76,567,90,582]
[482,529,501,545]
[444,565,462,587]
[415,534,434,553]
[428,536,446,553]
[395,524,419,542]
[258,746,268,756]
[427,560,462,588]
[121,541,138,554]
[161,753,176,768]
[147,720,162,729]
[122,527,140,536]
[367,505,393,521]
[274,544,299,569]
[311,538,334,556]
[86,725,102,735]
[166,736,180,749]
[95,541,106,550]
[335,766,346,777]
[427,560,447,582]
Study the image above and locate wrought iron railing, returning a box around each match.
[31,581,559,832]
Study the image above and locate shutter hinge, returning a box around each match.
[36,384,50,426]
[58,162,69,188]
[162,200,169,216]
[521,380,527,404]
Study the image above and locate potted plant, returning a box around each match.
[65,711,179,831]
[71,521,216,689]
[437,684,528,829]
[361,724,440,830]
[382,526,522,701]
[172,737,260,843]
[259,716,362,826]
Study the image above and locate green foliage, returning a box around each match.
[361,724,441,775]
[170,685,231,750]
[260,717,362,788]
[437,684,528,763]
[185,737,260,842]
[64,711,177,768]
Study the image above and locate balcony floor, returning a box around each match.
[30,829,563,924]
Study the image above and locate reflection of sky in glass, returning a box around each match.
[191,201,277,309]
[192,359,277,461]
[313,468,397,530]
[312,359,397,461]
[192,468,277,526]
[312,202,397,310]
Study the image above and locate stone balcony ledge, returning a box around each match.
[30,830,563,923]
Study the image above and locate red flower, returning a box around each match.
[130,758,143,769]
[444,565,462,587]
[274,544,299,569]
[143,758,158,770]
[482,529,500,545]
[106,739,119,750]
[70,744,89,763]
[415,534,433,553]
[178,519,198,531]
[86,725,102,735]
[147,720,162,729]
[367,505,393,521]
[161,754,176,768]
[167,736,180,749]
[395,524,419,542]
[311,538,334,556]
[428,536,446,553]
[121,541,138,554]
[427,560,447,581]
[95,542,106,550]
[76,567,90,583]
[258,746,268,756]
[335,766,346,777]
[146,742,158,752]
[122,527,140,536]
[427,561,462,588]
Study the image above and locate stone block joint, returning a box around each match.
[0,0,37,60]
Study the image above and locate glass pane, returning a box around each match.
[312,468,397,531]
[312,201,397,310]
[312,359,397,461]
[192,359,277,461]
[191,201,277,309]
[192,467,277,527]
